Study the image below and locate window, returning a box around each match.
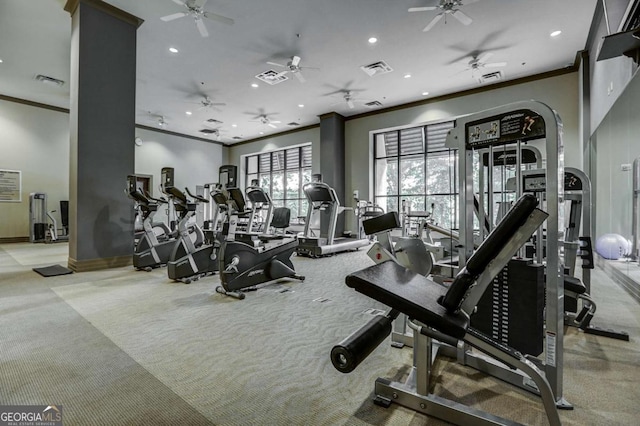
[374,121,458,230]
[245,145,312,220]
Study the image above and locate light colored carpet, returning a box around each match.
[1,242,640,425]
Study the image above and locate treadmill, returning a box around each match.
[296,182,369,257]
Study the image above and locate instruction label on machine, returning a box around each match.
[545,331,557,367]
[465,109,546,149]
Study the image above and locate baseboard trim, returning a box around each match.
[0,237,30,243]
[68,255,132,272]
[596,255,640,304]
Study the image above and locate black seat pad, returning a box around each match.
[564,275,586,294]
[345,261,469,339]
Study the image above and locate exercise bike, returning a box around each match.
[214,187,304,299]
[162,168,219,284]
[126,175,177,271]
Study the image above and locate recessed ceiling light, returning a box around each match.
[404,74,411,79]
[259,131,264,135]
[368,37,378,44]
[0,59,3,63]
[550,30,562,37]
[169,47,178,53]
[298,104,304,108]
[231,124,237,128]
[251,83,259,88]
[185,111,192,115]
[422,91,429,96]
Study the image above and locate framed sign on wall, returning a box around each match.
[0,169,22,202]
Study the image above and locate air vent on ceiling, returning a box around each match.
[255,70,288,85]
[360,60,393,77]
[199,128,217,134]
[478,71,503,84]
[204,118,222,127]
[35,74,65,87]
[364,101,383,108]
[232,136,242,140]
[287,122,300,126]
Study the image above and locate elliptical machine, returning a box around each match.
[163,167,219,283]
[214,186,304,299]
[127,175,176,271]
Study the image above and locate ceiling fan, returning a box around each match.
[192,95,226,111]
[266,55,319,83]
[249,113,281,128]
[460,52,507,77]
[330,91,369,110]
[206,127,226,141]
[155,115,169,128]
[160,0,234,38]
[408,0,480,32]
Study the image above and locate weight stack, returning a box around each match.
[470,258,545,356]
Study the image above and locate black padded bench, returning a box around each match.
[346,262,469,339]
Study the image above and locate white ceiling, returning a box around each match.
[0,0,598,145]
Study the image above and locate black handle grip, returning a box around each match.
[331,314,395,374]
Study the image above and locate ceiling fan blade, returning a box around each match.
[196,18,209,37]
[294,71,306,83]
[347,99,355,109]
[211,102,226,106]
[270,120,282,124]
[291,56,302,67]
[408,7,438,12]
[172,0,187,6]
[267,61,286,68]
[485,62,507,68]
[268,123,278,129]
[423,13,443,32]
[203,11,234,25]
[160,12,187,22]
[453,67,471,76]
[477,51,493,63]
[452,9,473,25]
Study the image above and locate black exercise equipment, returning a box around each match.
[162,167,219,284]
[215,187,304,300]
[331,194,562,426]
[127,175,176,271]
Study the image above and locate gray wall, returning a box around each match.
[134,128,224,198]
[586,0,639,245]
[227,127,320,188]
[589,0,636,131]
[346,72,581,206]
[0,100,70,239]
[0,99,225,239]
[225,72,580,234]
[592,70,640,238]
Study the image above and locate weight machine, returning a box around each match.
[331,101,571,426]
